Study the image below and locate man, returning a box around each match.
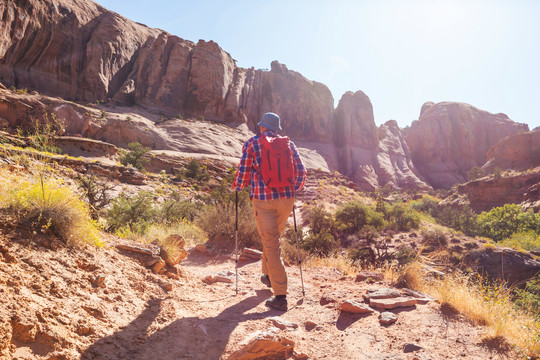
[232,112,306,311]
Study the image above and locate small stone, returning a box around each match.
[90,274,106,288]
[305,321,317,331]
[370,297,417,310]
[403,343,422,353]
[339,300,374,314]
[160,282,173,292]
[195,244,210,254]
[379,312,398,325]
[228,331,295,360]
[152,259,166,274]
[269,317,299,330]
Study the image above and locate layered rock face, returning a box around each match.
[334,91,429,191]
[406,102,529,189]
[0,0,431,191]
[482,130,540,173]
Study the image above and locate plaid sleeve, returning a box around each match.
[232,139,253,191]
[290,141,306,191]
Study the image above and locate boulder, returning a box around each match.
[269,317,299,330]
[339,300,374,314]
[239,248,263,261]
[464,246,540,285]
[362,288,401,302]
[406,102,528,189]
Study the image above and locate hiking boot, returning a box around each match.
[260,274,271,288]
[265,295,287,311]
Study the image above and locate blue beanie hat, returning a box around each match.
[258,112,282,132]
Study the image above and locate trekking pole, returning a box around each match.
[235,191,239,295]
[292,205,305,297]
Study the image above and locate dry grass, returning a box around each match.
[395,259,540,358]
[117,220,208,248]
[0,169,102,246]
[303,252,359,275]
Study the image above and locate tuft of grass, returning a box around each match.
[116,220,207,248]
[0,172,101,246]
[303,253,359,275]
[395,259,540,358]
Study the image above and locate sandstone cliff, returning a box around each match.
[482,130,540,173]
[406,102,529,189]
[334,91,429,191]
[0,0,431,191]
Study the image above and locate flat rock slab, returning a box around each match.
[355,270,384,282]
[239,247,263,261]
[339,300,374,314]
[363,288,401,302]
[370,297,417,310]
[203,271,239,284]
[269,317,299,330]
[379,312,398,325]
[401,288,436,305]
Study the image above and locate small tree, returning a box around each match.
[120,142,150,171]
[467,166,485,181]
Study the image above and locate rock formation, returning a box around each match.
[0,0,432,191]
[406,102,529,189]
[334,91,430,191]
[482,130,540,173]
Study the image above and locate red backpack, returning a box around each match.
[258,135,295,188]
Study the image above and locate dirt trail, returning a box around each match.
[0,220,519,360]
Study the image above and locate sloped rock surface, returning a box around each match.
[483,130,540,173]
[406,102,528,189]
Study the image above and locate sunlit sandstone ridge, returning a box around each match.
[0,0,530,190]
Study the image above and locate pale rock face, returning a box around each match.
[482,130,540,172]
[406,102,529,189]
[333,92,430,191]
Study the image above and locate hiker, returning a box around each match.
[232,112,307,311]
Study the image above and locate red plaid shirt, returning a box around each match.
[232,130,306,200]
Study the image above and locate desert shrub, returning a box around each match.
[335,200,386,234]
[2,175,101,246]
[159,195,201,224]
[411,195,440,217]
[513,276,540,317]
[500,231,540,252]
[196,201,259,250]
[77,175,113,220]
[301,231,339,257]
[184,159,209,181]
[385,202,421,232]
[25,113,64,154]
[421,229,448,250]
[476,204,540,242]
[306,203,336,235]
[467,166,485,181]
[120,142,150,171]
[493,167,503,180]
[106,191,156,234]
[437,205,479,237]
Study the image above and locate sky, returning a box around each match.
[96,0,540,130]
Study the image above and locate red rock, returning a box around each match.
[339,300,374,314]
[355,271,384,282]
[483,130,540,172]
[369,297,417,310]
[406,102,528,189]
[228,330,295,360]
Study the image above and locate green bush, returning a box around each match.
[500,231,540,252]
[437,205,479,237]
[106,191,156,234]
[306,203,336,235]
[159,196,201,224]
[385,202,421,232]
[468,166,485,181]
[411,195,440,217]
[476,204,540,242]
[513,275,540,317]
[120,142,150,171]
[301,231,339,256]
[335,200,386,234]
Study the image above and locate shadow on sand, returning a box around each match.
[79,289,276,360]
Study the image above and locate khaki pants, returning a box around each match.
[251,198,295,296]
